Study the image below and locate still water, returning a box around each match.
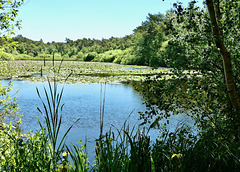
[1,79,193,162]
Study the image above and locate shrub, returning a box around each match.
[112,54,122,64]
[149,53,166,68]
[92,50,121,63]
[120,54,138,65]
[0,50,14,61]
[62,54,69,58]
[99,54,116,62]
[14,54,33,60]
[76,51,86,61]
[0,81,51,171]
[38,54,52,58]
[84,52,98,61]
[54,53,61,58]
[0,81,21,124]
[0,123,51,171]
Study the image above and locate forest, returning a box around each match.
[1,0,240,171]
[1,12,169,67]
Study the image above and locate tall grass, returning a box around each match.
[36,78,79,170]
[35,57,80,170]
[95,84,153,171]
[95,123,153,171]
[99,83,106,139]
[66,141,90,171]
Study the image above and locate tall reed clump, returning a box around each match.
[94,84,153,172]
[36,57,81,170]
[95,124,153,171]
[66,140,90,171]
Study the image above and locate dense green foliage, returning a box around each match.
[0,81,20,124]
[0,0,23,37]
[0,49,14,60]
[1,0,240,171]
[0,0,23,59]
[5,35,137,64]
[0,126,51,171]
[2,12,168,67]
[135,0,240,170]
[133,13,166,66]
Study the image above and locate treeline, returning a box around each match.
[1,12,174,67]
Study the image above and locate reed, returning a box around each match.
[95,84,153,171]
[35,58,79,170]
[66,141,90,172]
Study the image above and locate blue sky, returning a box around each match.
[15,0,202,43]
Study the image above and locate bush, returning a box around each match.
[38,54,52,58]
[84,52,98,61]
[0,81,21,124]
[87,48,141,65]
[62,54,69,58]
[54,53,61,58]
[99,54,116,62]
[0,82,51,171]
[112,54,122,64]
[0,51,14,61]
[0,123,51,171]
[11,50,18,55]
[120,54,138,65]
[149,53,166,68]
[38,53,61,58]
[76,51,86,61]
[92,50,121,63]
[14,54,33,60]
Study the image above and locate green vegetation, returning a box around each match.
[0,0,23,37]
[0,125,50,171]
[0,49,14,61]
[2,12,168,67]
[135,0,240,170]
[0,0,23,59]
[1,0,240,171]
[0,81,21,125]
[0,60,169,84]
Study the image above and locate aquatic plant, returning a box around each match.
[0,61,169,84]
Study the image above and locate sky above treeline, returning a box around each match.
[15,0,204,43]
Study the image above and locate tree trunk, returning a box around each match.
[206,0,240,120]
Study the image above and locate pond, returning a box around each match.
[1,79,193,162]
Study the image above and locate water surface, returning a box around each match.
[1,79,193,162]
[1,80,147,160]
